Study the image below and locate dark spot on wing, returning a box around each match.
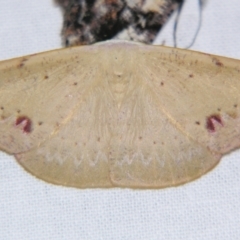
[16,116,32,133]
[189,74,194,78]
[18,63,25,68]
[17,58,28,68]
[212,58,224,67]
[206,114,223,132]
[195,121,200,125]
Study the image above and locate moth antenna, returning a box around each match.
[173,0,203,49]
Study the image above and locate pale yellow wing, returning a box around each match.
[109,43,240,188]
[1,40,240,188]
[142,47,240,154]
[0,44,119,187]
[0,46,104,153]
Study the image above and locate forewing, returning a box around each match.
[141,46,240,154]
[0,46,102,154]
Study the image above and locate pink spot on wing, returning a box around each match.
[206,114,223,132]
[16,116,32,133]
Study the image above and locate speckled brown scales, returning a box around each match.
[55,0,183,46]
[1,41,240,188]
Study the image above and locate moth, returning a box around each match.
[55,0,183,46]
[0,40,240,189]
